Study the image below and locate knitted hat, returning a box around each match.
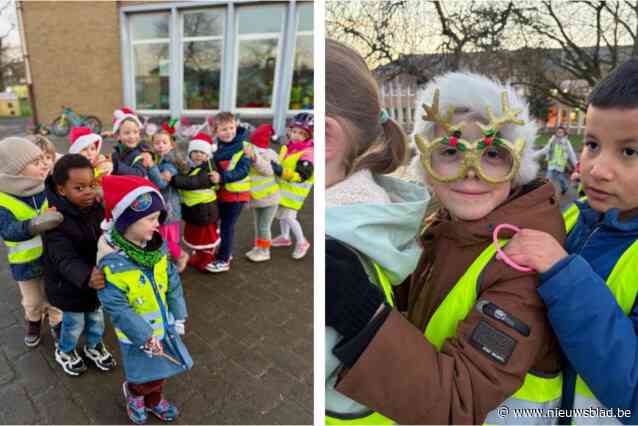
[188,132,216,156]
[112,107,142,134]
[0,136,44,175]
[69,127,102,154]
[288,112,314,139]
[411,72,540,187]
[101,175,165,233]
[250,124,275,149]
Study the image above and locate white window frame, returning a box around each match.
[181,8,225,115]
[287,1,313,115]
[129,12,171,115]
[233,4,285,117]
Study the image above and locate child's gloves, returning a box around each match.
[282,168,301,182]
[175,320,186,335]
[28,209,64,235]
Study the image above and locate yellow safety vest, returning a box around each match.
[103,254,170,344]
[0,192,48,265]
[249,167,279,201]
[178,168,217,207]
[279,148,313,210]
[224,146,251,193]
[562,201,638,425]
[327,246,563,425]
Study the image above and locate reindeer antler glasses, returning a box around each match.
[414,89,527,184]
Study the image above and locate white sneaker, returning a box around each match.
[246,247,270,262]
[271,235,293,247]
[292,240,311,259]
[205,260,230,273]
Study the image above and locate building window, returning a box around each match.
[235,5,285,110]
[182,9,225,111]
[130,13,170,111]
[289,3,313,111]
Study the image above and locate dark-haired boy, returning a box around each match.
[504,59,638,424]
[43,154,116,376]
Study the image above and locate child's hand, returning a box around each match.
[209,171,220,184]
[244,144,255,161]
[29,210,64,235]
[502,229,567,273]
[144,336,163,355]
[89,267,106,290]
[96,159,113,176]
[160,171,173,182]
[141,152,154,168]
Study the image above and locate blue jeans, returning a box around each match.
[547,169,569,194]
[58,308,105,353]
[218,202,245,262]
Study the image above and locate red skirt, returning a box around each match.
[183,222,220,250]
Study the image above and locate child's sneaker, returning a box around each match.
[84,342,117,371]
[148,398,179,421]
[245,247,270,262]
[24,319,41,347]
[292,240,311,260]
[122,382,148,424]
[55,348,88,376]
[205,260,230,273]
[271,235,293,247]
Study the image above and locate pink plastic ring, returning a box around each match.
[493,224,533,272]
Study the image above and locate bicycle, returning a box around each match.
[49,106,102,137]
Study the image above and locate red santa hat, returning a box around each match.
[100,175,165,233]
[68,127,102,155]
[250,124,275,149]
[112,107,142,134]
[188,132,216,156]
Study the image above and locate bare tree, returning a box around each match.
[0,0,17,92]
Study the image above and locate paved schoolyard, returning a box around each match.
[0,118,314,424]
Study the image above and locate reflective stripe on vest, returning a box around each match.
[0,192,48,264]
[279,149,313,210]
[225,147,251,193]
[178,168,217,207]
[103,255,170,344]
[249,168,279,200]
[563,201,638,425]
[327,245,562,425]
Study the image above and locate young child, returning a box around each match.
[29,134,59,176]
[68,127,113,179]
[503,59,638,424]
[0,136,63,346]
[206,112,251,273]
[271,113,314,259]
[325,69,565,424]
[244,123,280,262]
[534,125,578,195]
[43,154,116,376]
[110,107,150,177]
[97,175,192,424]
[147,121,189,272]
[171,132,220,272]
[324,40,429,423]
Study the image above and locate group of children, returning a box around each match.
[0,107,314,424]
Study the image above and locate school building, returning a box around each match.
[17,0,314,135]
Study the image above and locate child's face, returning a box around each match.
[556,128,566,137]
[425,121,511,221]
[80,143,99,166]
[41,152,55,175]
[118,120,141,149]
[57,167,96,209]
[580,106,638,213]
[217,120,237,143]
[290,127,309,142]
[152,133,173,156]
[125,211,161,244]
[190,150,208,166]
[20,155,49,179]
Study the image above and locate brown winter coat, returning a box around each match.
[335,180,565,424]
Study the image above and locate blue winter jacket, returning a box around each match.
[111,143,148,177]
[213,127,251,185]
[0,191,47,281]
[97,238,193,384]
[147,152,181,224]
[538,200,638,424]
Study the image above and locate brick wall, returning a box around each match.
[21,1,123,128]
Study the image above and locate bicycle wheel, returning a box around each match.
[50,115,70,137]
[83,116,102,134]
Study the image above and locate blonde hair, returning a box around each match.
[326,39,407,175]
[28,135,56,158]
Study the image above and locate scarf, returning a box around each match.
[110,227,164,269]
